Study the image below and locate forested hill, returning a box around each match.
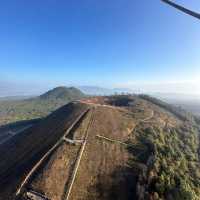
[39,86,84,100]
[0,87,85,125]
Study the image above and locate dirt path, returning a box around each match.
[15,108,90,199]
[62,108,95,200]
[15,104,153,200]
[68,106,137,200]
[131,110,154,136]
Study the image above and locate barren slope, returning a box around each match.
[18,96,185,200]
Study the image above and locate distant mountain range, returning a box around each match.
[0,86,134,99]
[78,86,134,95]
[1,86,200,121]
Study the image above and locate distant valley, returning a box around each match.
[152,93,200,116]
[172,100,200,116]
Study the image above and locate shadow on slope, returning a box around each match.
[0,102,89,200]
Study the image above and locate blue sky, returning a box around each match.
[0,0,200,96]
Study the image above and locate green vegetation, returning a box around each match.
[0,87,85,125]
[132,122,200,199]
[39,86,84,100]
[113,95,200,199]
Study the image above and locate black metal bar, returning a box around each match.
[161,0,200,20]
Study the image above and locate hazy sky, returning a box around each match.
[0,0,200,96]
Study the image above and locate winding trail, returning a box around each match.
[131,110,154,136]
